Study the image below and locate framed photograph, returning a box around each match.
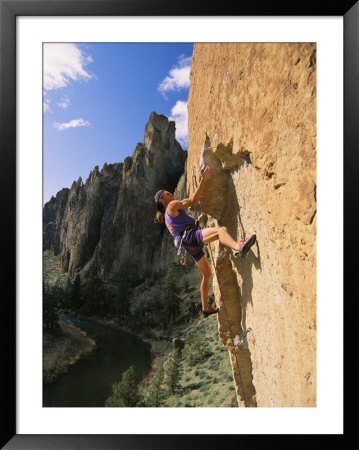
[1,0,356,448]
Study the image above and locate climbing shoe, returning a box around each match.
[235,233,256,258]
[202,307,219,318]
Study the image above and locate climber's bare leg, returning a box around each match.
[195,255,212,310]
[201,226,238,251]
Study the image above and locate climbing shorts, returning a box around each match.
[182,228,205,263]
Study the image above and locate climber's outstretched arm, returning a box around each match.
[167,168,212,215]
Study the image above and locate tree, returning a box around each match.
[182,278,190,292]
[115,280,130,318]
[51,279,66,309]
[162,268,181,326]
[142,361,167,407]
[43,282,60,334]
[80,277,113,317]
[65,276,72,297]
[69,274,82,311]
[165,349,183,395]
[82,277,99,315]
[105,365,141,407]
[63,276,73,309]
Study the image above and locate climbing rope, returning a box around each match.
[192,166,248,407]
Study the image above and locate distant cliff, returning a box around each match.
[43,112,187,282]
[187,43,316,407]
[43,188,69,254]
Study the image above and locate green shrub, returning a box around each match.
[43,282,60,334]
[165,349,183,394]
[105,365,141,407]
[141,361,167,407]
[184,338,213,367]
[208,358,220,370]
[161,268,181,326]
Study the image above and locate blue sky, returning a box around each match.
[43,43,193,203]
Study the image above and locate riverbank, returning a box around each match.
[62,311,161,386]
[96,316,163,387]
[43,320,97,385]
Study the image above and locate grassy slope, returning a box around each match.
[136,260,238,407]
[43,249,238,407]
[162,317,237,408]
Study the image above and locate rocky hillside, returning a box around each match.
[187,43,316,407]
[43,188,69,254]
[43,112,187,283]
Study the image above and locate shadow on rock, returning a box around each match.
[233,239,261,334]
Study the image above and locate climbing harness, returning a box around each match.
[179,255,187,265]
[192,165,249,407]
[174,225,195,264]
[174,225,192,255]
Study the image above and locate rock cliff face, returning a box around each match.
[187,43,316,407]
[43,188,69,253]
[43,112,186,282]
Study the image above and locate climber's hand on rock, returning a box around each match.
[198,212,206,223]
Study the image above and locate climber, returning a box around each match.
[154,167,256,318]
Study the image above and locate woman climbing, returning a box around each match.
[154,167,256,318]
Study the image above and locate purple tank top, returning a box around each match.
[165,209,195,238]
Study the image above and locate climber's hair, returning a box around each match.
[154,202,165,223]
[154,211,164,223]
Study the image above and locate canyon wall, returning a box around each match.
[43,188,69,254]
[43,112,186,283]
[187,43,316,407]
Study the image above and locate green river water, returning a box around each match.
[43,314,152,407]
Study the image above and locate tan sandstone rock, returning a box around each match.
[187,43,316,407]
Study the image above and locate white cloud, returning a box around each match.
[43,43,93,91]
[53,118,91,131]
[43,91,52,113]
[158,55,191,97]
[169,100,188,148]
[43,100,52,113]
[57,97,71,109]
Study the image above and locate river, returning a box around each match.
[43,314,152,407]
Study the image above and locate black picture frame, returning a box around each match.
[1,1,357,448]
